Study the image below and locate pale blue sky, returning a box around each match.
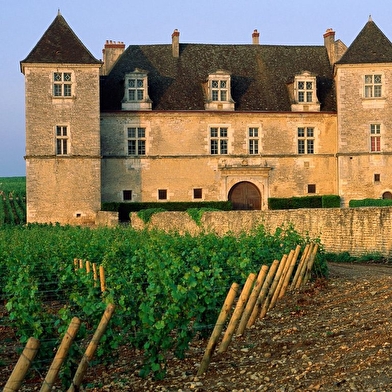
[1,0,391,176]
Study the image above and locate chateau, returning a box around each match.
[20,13,392,224]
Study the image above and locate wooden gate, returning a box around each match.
[228,181,261,210]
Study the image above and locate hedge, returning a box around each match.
[349,198,392,207]
[268,195,340,210]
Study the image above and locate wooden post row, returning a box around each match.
[218,272,256,353]
[237,264,270,335]
[40,317,81,392]
[67,303,115,392]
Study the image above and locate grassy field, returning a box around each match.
[0,177,26,225]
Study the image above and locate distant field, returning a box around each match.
[0,177,26,225]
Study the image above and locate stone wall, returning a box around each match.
[130,207,392,257]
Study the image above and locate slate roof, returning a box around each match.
[20,13,101,66]
[100,43,336,112]
[337,19,392,64]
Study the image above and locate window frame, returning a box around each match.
[307,184,316,194]
[127,126,146,156]
[297,127,315,154]
[53,72,73,98]
[158,189,167,200]
[55,125,69,155]
[123,190,133,201]
[248,127,260,155]
[209,126,229,155]
[364,74,382,98]
[193,188,203,200]
[370,123,381,152]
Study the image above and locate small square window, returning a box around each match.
[307,184,316,194]
[158,189,167,200]
[374,174,380,182]
[123,190,132,201]
[193,188,203,199]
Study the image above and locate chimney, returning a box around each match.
[252,29,260,45]
[323,28,336,64]
[172,29,180,58]
[101,40,125,75]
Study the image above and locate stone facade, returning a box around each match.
[20,14,392,224]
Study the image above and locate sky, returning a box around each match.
[1,0,392,177]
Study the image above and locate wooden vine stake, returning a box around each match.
[290,243,311,290]
[197,283,239,376]
[99,265,106,292]
[237,265,269,335]
[294,243,315,289]
[67,303,115,392]
[268,252,293,310]
[4,337,40,392]
[278,245,301,299]
[247,259,280,327]
[302,243,319,286]
[40,317,81,392]
[218,273,256,353]
[259,254,288,318]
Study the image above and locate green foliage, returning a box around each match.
[186,207,218,226]
[349,198,392,207]
[321,195,341,208]
[268,195,322,210]
[0,223,325,380]
[102,201,232,222]
[0,177,26,225]
[137,208,167,223]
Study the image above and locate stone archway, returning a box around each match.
[382,191,392,199]
[228,181,261,210]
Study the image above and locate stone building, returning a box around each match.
[20,13,392,224]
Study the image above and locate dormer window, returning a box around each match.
[298,81,313,102]
[205,70,235,111]
[291,71,320,112]
[128,78,144,101]
[122,69,152,110]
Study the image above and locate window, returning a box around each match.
[308,184,316,194]
[53,72,72,97]
[205,71,234,111]
[158,189,167,200]
[127,78,144,101]
[123,190,132,201]
[297,81,313,103]
[210,127,228,155]
[193,188,203,199]
[56,126,68,155]
[291,72,320,112]
[374,174,380,182]
[211,80,228,101]
[122,70,152,110]
[370,124,381,152]
[364,75,382,98]
[127,127,146,155]
[248,127,259,154]
[298,127,314,154]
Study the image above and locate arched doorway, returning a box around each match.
[382,191,392,199]
[228,181,261,210]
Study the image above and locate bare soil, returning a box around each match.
[2,262,392,391]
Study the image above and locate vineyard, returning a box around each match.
[0,223,327,389]
[0,177,26,225]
